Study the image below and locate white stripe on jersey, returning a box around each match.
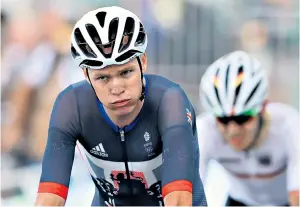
[76,141,162,187]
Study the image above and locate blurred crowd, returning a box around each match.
[1,0,299,204]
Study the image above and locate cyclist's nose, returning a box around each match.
[110,78,125,95]
[111,87,125,95]
[226,121,241,132]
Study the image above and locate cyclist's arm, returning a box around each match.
[163,191,192,206]
[196,115,212,182]
[158,86,206,206]
[285,110,300,206]
[35,86,79,206]
[35,193,65,206]
[198,147,210,184]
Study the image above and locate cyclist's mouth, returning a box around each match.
[112,99,130,107]
[230,136,243,145]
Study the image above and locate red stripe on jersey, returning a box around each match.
[38,182,68,200]
[162,180,192,198]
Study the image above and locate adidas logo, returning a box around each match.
[90,143,108,157]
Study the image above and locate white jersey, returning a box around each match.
[197,102,299,205]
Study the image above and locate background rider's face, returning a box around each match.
[216,114,259,151]
[83,54,147,117]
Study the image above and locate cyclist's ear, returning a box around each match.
[82,67,91,84]
[140,53,147,73]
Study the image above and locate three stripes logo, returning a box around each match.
[90,143,108,157]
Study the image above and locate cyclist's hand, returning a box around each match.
[289,190,299,206]
[164,191,192,206]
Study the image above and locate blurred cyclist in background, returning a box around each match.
[197,51,299,206]
[35,6,207,206]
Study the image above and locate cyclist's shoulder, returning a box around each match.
[145,74,190,103]
[196,112,220,144]
[266,102,298,130]
[69,80,92,93]
[50,80,98,131]
[53,80,96,115]
[145,74,181,91]
[196,112,216,127]
[58,80,93,99]
[259,102,298,145]
[266,101,298,116]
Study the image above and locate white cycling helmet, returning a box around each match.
[200,51,268,117]
[70,6,147,69]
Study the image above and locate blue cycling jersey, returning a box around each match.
[38,74,207,206]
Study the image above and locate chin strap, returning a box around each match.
[244,113,264,153]
[85,68,96,94]
[136,57,145,101]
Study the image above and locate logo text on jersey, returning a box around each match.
[90,143,108,157]
[143,132,154,157]
[144,132,150,142]
[186,108,192,126]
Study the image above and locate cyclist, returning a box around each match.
[35,6,207,206]
[197,50,299,206]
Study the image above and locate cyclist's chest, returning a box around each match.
[76,118,164,199]
[79,118,162,162]
[214,144,287,176]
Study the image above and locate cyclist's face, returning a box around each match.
[216,114,259,151]
[84,54,147,116]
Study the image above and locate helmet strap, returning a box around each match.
[86,68,98,96]
[136,57,145,101]
[244,113,264,153]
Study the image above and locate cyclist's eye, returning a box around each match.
[217,115,253,126]
[217,117,230,125]
[120,69,133,77]
[235,115,253,125]
[97,76,108,81]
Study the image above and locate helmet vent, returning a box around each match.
[118,17,135,53]
[233,66,244,105]
[85,24,113,58]
[135,23,146,46]
[204,93,213,107]
[225,64,230,94]
[74,28,97,58]
[115,50,140,62]
[214,68,224,112]
[80,60,103,67]
[71,44,80,58]
[244,80,261,106]
[96,12,106,28]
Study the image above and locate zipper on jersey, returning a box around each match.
[119,129,133,194]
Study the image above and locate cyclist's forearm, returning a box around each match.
[164,191,192,206]
[35,193,66,206]
[289,190,299,206]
